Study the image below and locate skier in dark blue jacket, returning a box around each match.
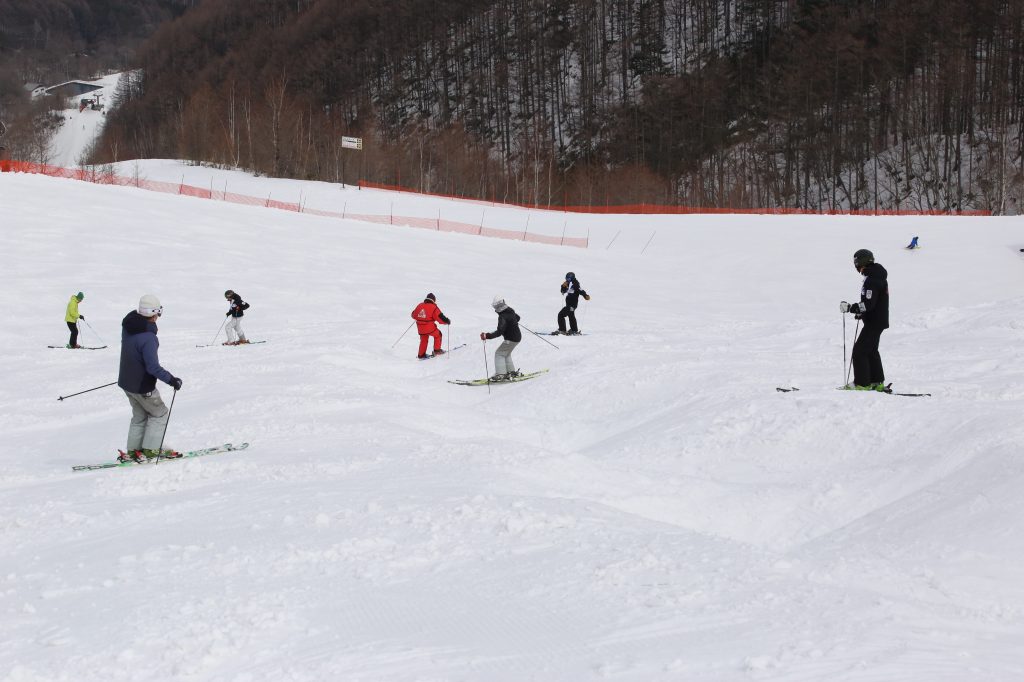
[117,294,182,462]
[841,249,889,390]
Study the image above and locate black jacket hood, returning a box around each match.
[122,310,156,336]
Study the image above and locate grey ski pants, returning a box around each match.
[124,389,169,451]
[494,340,519,374]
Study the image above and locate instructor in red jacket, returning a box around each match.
[410,293,451,358]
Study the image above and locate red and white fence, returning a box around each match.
[0,161,592,248]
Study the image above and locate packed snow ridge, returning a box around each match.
[1,164,1023,681]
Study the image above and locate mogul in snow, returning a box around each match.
[411,292,451,358]
[556,271,590,335]
[116,295,183,462]
[223,289,250,345]
[840,249,890,390]
[64,291,85,349]
[480,296,522,381]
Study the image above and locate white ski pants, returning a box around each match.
[225,316,246,343]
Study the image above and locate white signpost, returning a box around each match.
[339,136,363,188]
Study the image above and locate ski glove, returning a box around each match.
[839,301,850,313]
[584,295,591,301]
[78,314,85,320]
[480,332,487,341]
[170,377,183,391]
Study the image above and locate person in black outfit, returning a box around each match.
[557,271,590,335]
[480,296,522,380]
[223,290,250,345]
[841,249,889,390]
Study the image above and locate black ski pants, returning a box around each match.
[557,305,578,333]
[851,324,885,386]
[67,321,79,348]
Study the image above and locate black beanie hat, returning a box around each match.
[426,293,436,301]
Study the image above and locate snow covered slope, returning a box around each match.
[1,169,1023,681]
[47,72,122,168]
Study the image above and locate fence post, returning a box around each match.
[522,214,530,241]
[479,210,485,236]
[640,230,657,255]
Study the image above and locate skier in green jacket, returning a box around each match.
[64,292,85,349]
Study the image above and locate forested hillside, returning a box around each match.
[0,0,188,164]
[0,0,187,77]
[96,0,1024,212]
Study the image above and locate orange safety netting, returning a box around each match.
[0,160,591,247]
[358,180,993,217]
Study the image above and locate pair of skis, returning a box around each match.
[418,343,467,360]
[195,340,267,348]
[448,369,549,386]
[415,343,547,385]
[72,443,249,471]
[776,385,931,397]
[48,345,107,350]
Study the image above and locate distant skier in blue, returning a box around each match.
[905,236,919,249]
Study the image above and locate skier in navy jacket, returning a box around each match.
[117,294,182,461]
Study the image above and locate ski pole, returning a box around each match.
[58,381,117,401]
[391,321,415,349]
[154,387,178,465]
[519,323,559,349]
[209,317,228,346]
[482,338,491,394]
[81,319,106,345]
[846,319,860,388]
[842,312,846,387]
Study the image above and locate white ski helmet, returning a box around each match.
[138,294,163,317]
[491,295,507,312]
